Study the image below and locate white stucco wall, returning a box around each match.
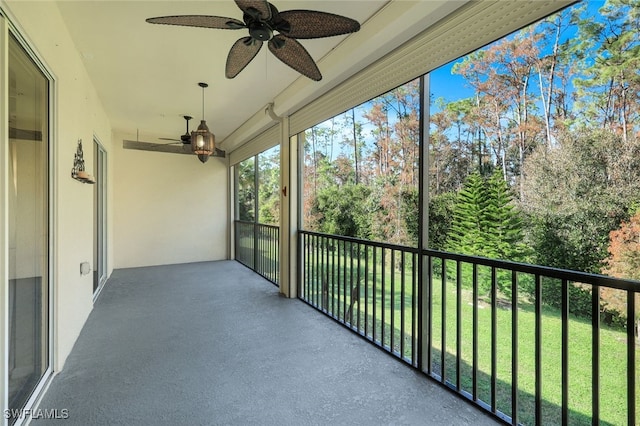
[112,130,228,268]
[1,1,229,385]
[2,0,114,372]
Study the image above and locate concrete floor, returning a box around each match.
[33,261,499,426]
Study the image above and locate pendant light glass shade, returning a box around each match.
[191,82,215,163]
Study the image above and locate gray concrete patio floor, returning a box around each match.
[33,261,499,425]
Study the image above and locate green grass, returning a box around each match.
[302,244,639,425]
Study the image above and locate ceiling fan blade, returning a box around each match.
[235,0,272,21]
[158,138,181,142]
[226,37,263,78]
[277,10,360,39]
[268,35,321,81]
[146,15,245,30]
[123,140,192,155]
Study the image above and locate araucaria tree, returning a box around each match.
[447,171,528,262]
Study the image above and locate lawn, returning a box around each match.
[302,243,639,426]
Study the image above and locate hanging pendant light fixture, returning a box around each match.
[191,82,215,163]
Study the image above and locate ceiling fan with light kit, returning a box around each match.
[146,0,361,81]
[123,83,225,163]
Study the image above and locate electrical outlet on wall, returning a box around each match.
[80,262,91,276]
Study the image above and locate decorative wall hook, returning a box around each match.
[71,139,95,184]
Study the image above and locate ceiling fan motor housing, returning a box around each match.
[248,20,273,41]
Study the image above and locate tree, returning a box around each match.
[521,129,640,273]
[257,146,280,225]
[237,157,255,222]
[447,171,528,261]
[602,211,640,339]
[428,192,457,250]
[604,211,640,279]
[572,0,640,141]
[311,184,371,238]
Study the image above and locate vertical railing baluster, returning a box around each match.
[325,236,330,311]
[373,246,378,343]
[311,234,316,306]
[258,226,262,276]
[441,258,447,384]
[338,239,341,320]
[308,234,312,301]
[427,255,433,375]
[350,243,360,331]
[456,260,462,391]
[322,236,327,311]
[304,233,308,300]
[349,242,354,327]
[331,236,336,317]
[365,245,369,338]
[311,234,315,306]
[535,274,542,426]
[512,270,518,425]
[314,235,319,305]
[382,248,386,347]
[401,251,406,361]
[472,263,478,402]
[343,241,347,323]
[391,249,396,353]
[561,278,569,425]
[318,236,321,309]
[312,235,320,307]
[253,222,257,271]
[592,284,600,426]
[357,243,362,331]
[319,235,323,308]
[272,227,275,282]
[335,240,340,318]
[627,290,636,426]
[491,267,497,413]
[412,252,418,367]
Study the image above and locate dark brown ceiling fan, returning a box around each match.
[123,115,225,158]
[146,0,361,81]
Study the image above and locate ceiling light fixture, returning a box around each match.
[191,82,215,163]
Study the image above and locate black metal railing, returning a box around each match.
[299,230,639,426]
[300,231,419,365]
[234,220,279,286]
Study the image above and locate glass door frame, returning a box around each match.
[0,11,56,425]
[93,137,107,299]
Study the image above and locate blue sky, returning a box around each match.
[429,0,606,113]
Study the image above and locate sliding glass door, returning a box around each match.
[7,30,50,420]
[93,139,107,295]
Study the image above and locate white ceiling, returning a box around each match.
[53,0,466,150]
